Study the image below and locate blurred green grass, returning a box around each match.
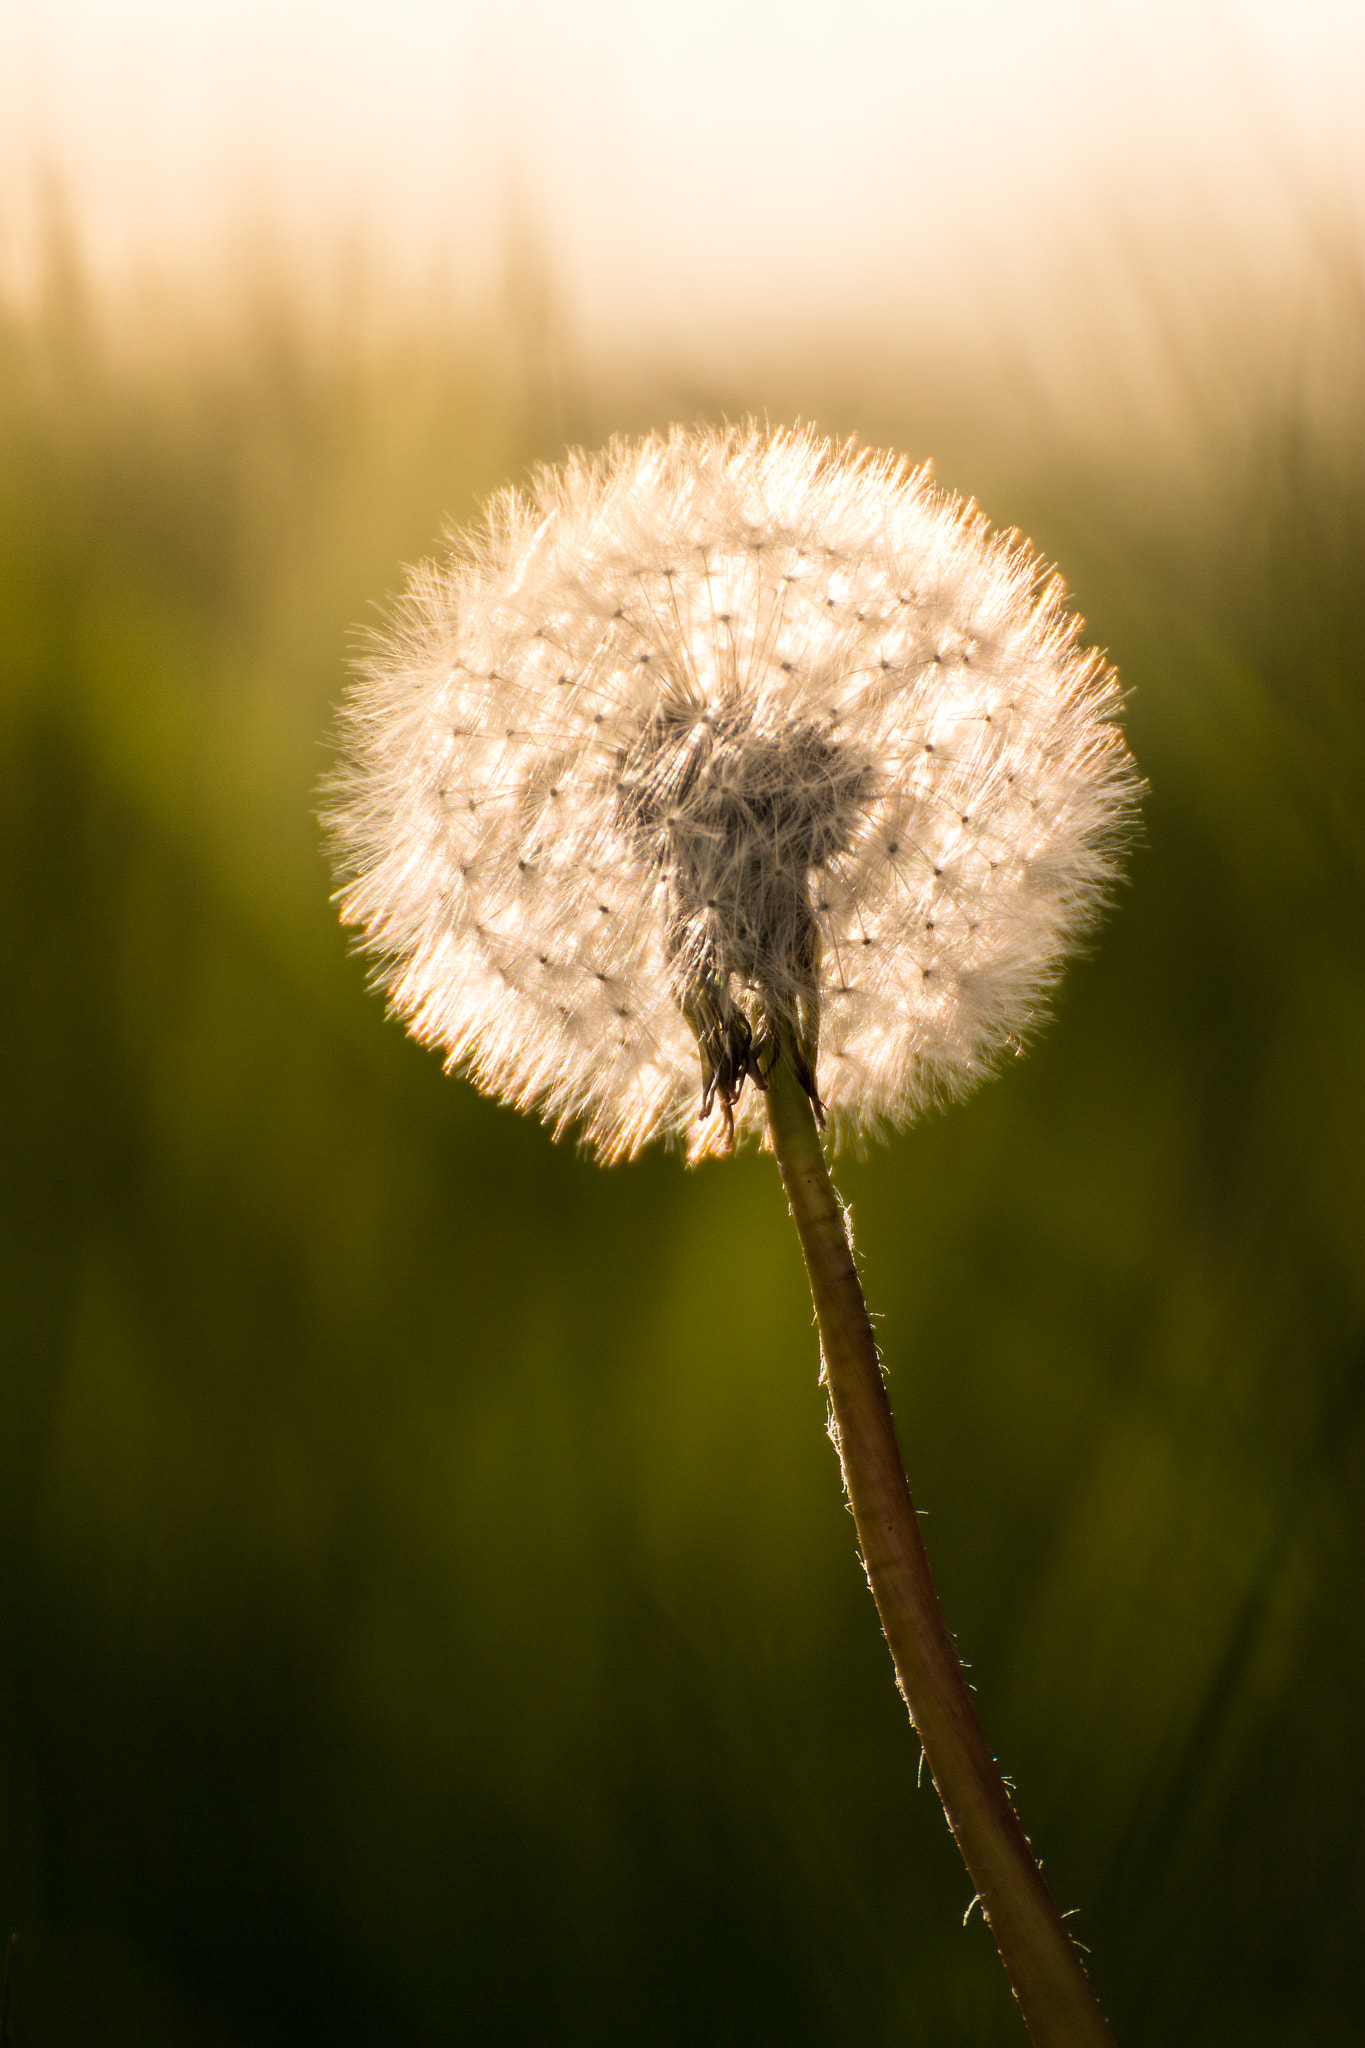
[1,198,1363,2046]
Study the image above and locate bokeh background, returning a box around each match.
[2,2,1363,2041]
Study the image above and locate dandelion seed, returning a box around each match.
[326,424,1137,1162]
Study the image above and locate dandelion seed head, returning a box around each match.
[326,423,1140,1161]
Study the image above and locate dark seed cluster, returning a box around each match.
[617,693,874,1136]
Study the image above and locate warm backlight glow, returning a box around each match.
[3,0,1362,353]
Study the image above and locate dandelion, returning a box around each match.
[327,424,1137,2047]
[330,425,1134,1162]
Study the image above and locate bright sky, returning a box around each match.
[3,0,1363,354]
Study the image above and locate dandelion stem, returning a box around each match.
[764,1052,1116,2048]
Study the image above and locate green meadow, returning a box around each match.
[2,200,1363,2043]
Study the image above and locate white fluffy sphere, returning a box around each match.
[327,424,1139,1160]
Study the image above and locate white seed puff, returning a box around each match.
[327,424,1139,1161]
